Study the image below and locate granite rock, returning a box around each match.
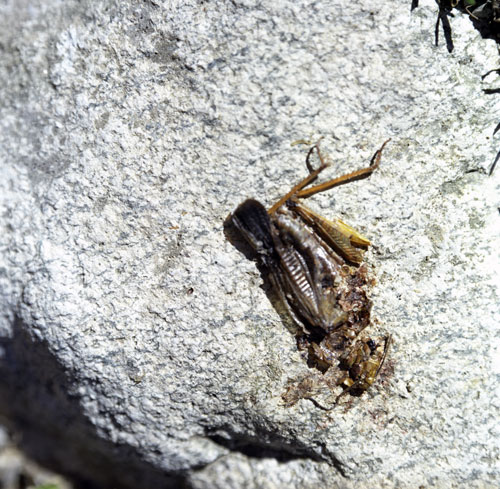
[0,0,499,488]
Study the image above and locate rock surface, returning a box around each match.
[0,0,499,488]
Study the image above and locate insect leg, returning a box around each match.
[373,334,392,380]
[288,200,370,264]
[268,140,329,215]
[295,139,390,199]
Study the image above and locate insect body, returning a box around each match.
[230,140,391,408]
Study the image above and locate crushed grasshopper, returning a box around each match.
[229,140,391,409]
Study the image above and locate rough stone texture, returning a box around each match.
[0,0,499,488]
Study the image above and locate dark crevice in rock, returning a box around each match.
[0,315,187,489]
[205,429,347,476]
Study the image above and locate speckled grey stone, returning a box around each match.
[0,0,499,488]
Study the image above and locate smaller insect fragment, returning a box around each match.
[229,140,391,409]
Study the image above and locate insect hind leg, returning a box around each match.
[268,139,390,214]
[296,139,391,199]
[268,140,329,215]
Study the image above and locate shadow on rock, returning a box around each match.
[0,315,189,489]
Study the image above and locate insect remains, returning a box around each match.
[228,140,391,409]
